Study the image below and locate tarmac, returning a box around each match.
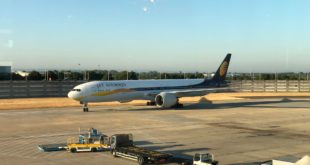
[1,98,310,164]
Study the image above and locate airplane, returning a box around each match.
[68,54,232,112]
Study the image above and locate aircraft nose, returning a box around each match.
[67,91,73,99]
[68,91,78,100]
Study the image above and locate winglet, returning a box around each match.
[212,53,231,82]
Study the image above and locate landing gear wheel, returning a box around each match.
[70,148,77,153]
[91,148,97,152]
[82,103,89,112]
[172,103,183,108]
[112,150,117,157]
[173,98,183,108]
[138,156,145,165]
[146,101,156,106]
[177,103,183,108]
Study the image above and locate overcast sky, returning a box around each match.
[0,0,310,72]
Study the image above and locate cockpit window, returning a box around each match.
[71,89,81,92]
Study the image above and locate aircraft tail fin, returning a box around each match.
[212,53,231,82]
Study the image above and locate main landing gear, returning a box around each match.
[173,103,184,108]
[146,101,156,106]
[146,100,184,108]
[174,98,183,108]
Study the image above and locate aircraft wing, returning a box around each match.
[145,87,236,98]
[168,87,235,97]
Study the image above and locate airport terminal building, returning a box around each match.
[0,62,12,80]
[0,65,11,73]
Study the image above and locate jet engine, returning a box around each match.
[155,92,178,108]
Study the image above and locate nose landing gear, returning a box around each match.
[82,102,89,112]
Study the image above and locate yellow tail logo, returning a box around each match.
[220,61,228,77]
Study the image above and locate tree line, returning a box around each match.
[0,70,310,81]
[0,70,205,81]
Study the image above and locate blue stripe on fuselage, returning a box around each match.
[131,79,228,91]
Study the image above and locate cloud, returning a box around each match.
[0,29,12,35]
[142,0,156,13]
[143,7,148,12]
[5,40,14,49]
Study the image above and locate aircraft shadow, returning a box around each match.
[180,99,310,110]
[164,147,212,164]
[134,140,177,146]
[103,98,310,112]
[132,140,211,164]
[91,97,310,112]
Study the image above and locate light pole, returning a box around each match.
[44,69,48,81]
[10,65,13,81]
[275,72,277,81]
[78,63,82,80]
[47,70,49,81]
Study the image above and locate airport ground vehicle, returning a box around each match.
[67,128,110,153]
[193,153,218,165]
[110,134,172,165]
[38,129,174,164]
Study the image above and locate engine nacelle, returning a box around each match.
[155,92,178,108]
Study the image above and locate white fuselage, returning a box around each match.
[68,79,205,103]
[67,54,231,110]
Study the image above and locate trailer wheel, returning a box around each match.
[112,150,117,157]
[70,148,77,153]
[137,156,145,165]
[91,148,97,152]
[178,103,183,108]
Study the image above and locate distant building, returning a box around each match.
[15,71,29,77]
[203,73,215,78]
[0,65,11,73]
[0,62,12,80]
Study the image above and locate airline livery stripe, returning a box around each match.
[92,89,134,97]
